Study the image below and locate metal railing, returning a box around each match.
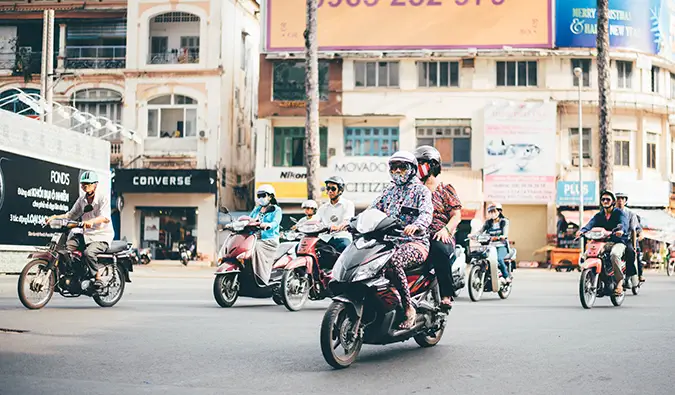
[147,51,199,65]
[110,140,123,164]
[65,46,126,69]
[0,51,42,74]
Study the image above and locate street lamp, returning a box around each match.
[574,66,584,251]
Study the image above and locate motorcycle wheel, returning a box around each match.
[610,288,625,307]
[631,285,640,296]
[213,274,239,307]
[452,287,462,298]
[93,265,126,308]
[414,290,445,347]
[579,269,597,309]
[667,260,675,277]
[272,293,284,305]
[281,268,309,312]
[141,256,150,265]
[468,265,484,302]
[320,301,363,369]
[17,259,55,310]
[498,281,512,299]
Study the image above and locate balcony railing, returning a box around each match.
[110,140,123,164]
[65,46,126,69]
[0,51,42,74]
[147,50,199,65]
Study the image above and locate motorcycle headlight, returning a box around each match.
[352,254,391,282]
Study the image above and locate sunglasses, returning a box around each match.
[389,162,408,171]
[601,197,612,202]
[326,186,338,192]
[256,193,269,198]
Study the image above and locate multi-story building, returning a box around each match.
[254,0,675,262]
[0,0,260,263]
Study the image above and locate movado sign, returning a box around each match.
[113,169,217,194]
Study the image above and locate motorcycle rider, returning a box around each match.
[370,151,433,329]
[615,192,644,282]
[249,184,283,285]
[46,171,113,289]
[414,145,462,309]
[291,199,319,230]
[576,190,630,295]
[317,176,355,253]
[480,203,512,283]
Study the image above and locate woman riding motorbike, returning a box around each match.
[414,145,462,309]
[480,203,512,283]
[249,184,283,285]
[370,151,433,329]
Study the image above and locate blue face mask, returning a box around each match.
[257,197,271,207]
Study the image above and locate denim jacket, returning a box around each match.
[250,205,282,240]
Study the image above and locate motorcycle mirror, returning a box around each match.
[290,217,298,224]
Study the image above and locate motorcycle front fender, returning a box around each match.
[285,256,313,273]
[332,295,363,320]
[581,258,602,274]
[214,261,241,275]
[27,251,55,262]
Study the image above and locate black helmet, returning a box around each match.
[324,176,345,191]
[600,190,616,204]
[616,192,628,201]
[413,145,442,179]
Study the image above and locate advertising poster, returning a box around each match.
[264,0,552,51]
[556,181,597,206]
[144,216,160,241]
[0,150,83,246]
[555,0,669,55]
[482,101,557,204]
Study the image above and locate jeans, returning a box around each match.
[624,245,637,277]
[429,239,456,298]
[496,246,510,279]
[65,234,109,277]
[609,243,626,282]
[328,237,350,253]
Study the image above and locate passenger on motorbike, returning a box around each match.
[292,200,318,230]
[317,176,355,253]
[414,145,462,309]
[576,190,630,295]
[249,184,283,285]
[615,192,645,282]
[46,171,113,289]
[479,203,512,283]
[370,151,433,329]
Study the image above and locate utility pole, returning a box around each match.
[596,0,612,191]
[304,0,320,200]
[39,9,55,124]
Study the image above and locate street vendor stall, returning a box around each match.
[547,210,596,271]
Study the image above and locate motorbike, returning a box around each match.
[466,234,513,302]
[667,244,675,277]
[319,209,448,369]
[623,239,642,295]
[212,216,296,307]
[17,216,133,310]
[449,244,467,298]
[139,247,151,265]
[277,220,341,312]
[578,227,628,309]
[178,242,194,266]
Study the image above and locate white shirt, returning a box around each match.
[317,197,355,242]
[65,190,114,245]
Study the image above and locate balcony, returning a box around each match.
[0,50,42,75]
[148,11,201,66]
[65,46,126,69]
[147,50,199,65]
[110,140,123,165]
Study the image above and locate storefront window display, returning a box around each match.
[140,207,197,260]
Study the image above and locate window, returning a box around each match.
[651,66,660,93]
[153,12,200,23]
[613,130,632,167]
[272,60,329,101]
[617,60,632,89]
[344,127,399,157]
[671,73,675,98]
[240,33,247,70]
[416,125,471,167]
[146,94,198,138]
[496,61,537,87]
[354,61,399,88]
[646,132,658,169]
[417,61,459,87]
[0,88,40,115]
[569,128,591,165]
[571,59,591,87]
[72,89,123,139]
[273,127,328,167]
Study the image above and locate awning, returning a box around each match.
[632,208,675,242]
[561,210,596,227]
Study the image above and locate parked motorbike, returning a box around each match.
[178,242,195,266]
[466,234,513,302]
[578,227,627,309]
[277,220,341,311]
[17,216,133,310]
[139,247,151,265]
[319,209,447,369]
[212,216,296,307]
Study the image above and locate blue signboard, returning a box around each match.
[556,181,597,206]
[555,0,668,55]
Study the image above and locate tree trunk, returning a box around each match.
[596,0,612,191]
[304,0,320,200]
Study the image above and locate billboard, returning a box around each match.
[264,0,553,52]
[556,181,597,206]
[556,0,669,55]
[482,101,557,204]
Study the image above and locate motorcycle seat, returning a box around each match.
[105,241,129,254]
[406,261,432,275]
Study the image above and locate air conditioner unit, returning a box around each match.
[199,130,207,140]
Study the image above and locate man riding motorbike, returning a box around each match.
[46,171,113,289]
[292,200,319,230]
[479,203,512,283]
[616,192,644,283]
[414,145,462,309]
[317,176,355,253]
[370,151,433,329]
[576,190,630,295]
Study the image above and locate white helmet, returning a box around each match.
[256,184,276,196]
[487,202,502,212]
[388,151,418,168]
[301,199,318,209]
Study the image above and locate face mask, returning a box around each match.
[257,197,271,206]
[417,163,431,179]
[390,171,410,186]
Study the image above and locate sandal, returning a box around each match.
[399,307,417,330]
[614,285,623,296]
[440,298,453,311]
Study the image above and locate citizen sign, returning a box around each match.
[133,175,191,186]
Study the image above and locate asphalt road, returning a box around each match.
[1,266,674,395]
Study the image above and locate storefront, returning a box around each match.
[113,168,218,262]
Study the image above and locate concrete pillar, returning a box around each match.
[57,23,66,70]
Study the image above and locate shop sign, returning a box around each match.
[277,101,306,108]
[556,181,596,206]
[113,169,217,194]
